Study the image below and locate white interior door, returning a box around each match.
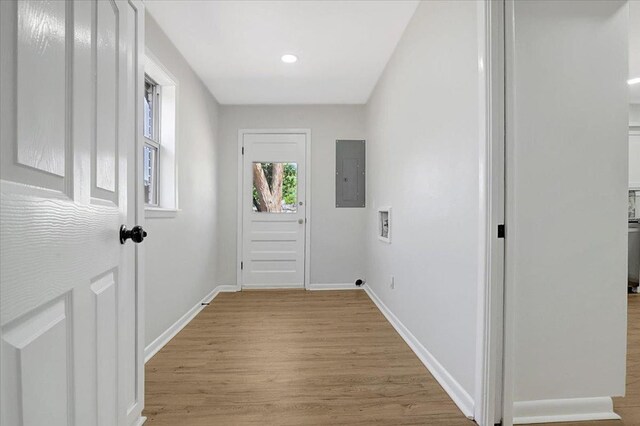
[0,1,144,425]
[241,132,307,289]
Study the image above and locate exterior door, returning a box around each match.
[241,131,307,289]
[0,1,144,425]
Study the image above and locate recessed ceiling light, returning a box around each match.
[281,54,298,64]
[629,77,640,85]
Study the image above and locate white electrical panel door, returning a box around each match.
[241,132,307,288]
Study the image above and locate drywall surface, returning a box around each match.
[144,13,221,346]
[217,105,367,287]
[630,104,640,126]
[365,0,481,403]
[507,0,628,403]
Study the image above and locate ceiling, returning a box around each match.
[145,0,419,105]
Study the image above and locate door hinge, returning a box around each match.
[241,261,244,270]
[242,146,244,155]
[497,224,505,239]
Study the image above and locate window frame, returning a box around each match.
[143,50,179,218]
[144,75,161,207]
[144,75,161,144]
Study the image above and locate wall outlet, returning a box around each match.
[390,275,395,290]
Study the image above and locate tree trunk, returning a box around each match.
[270,162,284,212]
[252,163,285,212]
[252,163,272,212]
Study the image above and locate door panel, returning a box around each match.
[16,0,67,178]
[0,1,143,425]
[95,0,118,196]
[91,271,118,426]
[241,132,307,288]
[2,297,71,425]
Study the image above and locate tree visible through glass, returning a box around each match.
[252,162,297,213]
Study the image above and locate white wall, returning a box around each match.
[631,104,640,126]
[217,105,367,287]
[364,0,481,413]
[506,0,628,411]
[144,14,221,346]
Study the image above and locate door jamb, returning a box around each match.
[236,129,312,291]
[501,1,517,424]
[474,1,506,425]
[133,0,146,423]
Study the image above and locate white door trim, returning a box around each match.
[236,129,312,291]
[133,0,147,423]
[501,1,516,423]
[474,1,506,425]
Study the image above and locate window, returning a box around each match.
[143,52,178,218]
[143,76,160,206]
[252,162,298,213]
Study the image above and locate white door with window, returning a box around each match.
[0,1,144,425]
[240,131,308,288]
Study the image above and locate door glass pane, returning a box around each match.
[252,162,297,213]
[143,144,158,205]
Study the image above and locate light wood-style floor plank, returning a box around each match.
[144,291,639,425]
[143,290,474,425]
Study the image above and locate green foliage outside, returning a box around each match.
[282,163,297,205]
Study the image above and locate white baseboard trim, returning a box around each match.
[217,284,240,292]
[132,416,147,426]
[144,285,236,363]
[363,284,475,419]
[307,283,362,290]
[241,283,305,290]
[513,397,620,424]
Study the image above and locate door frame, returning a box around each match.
[475,0,507,425]
[133,0,146,423]
[236,128,312,291]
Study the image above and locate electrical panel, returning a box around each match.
[335,140,365,208]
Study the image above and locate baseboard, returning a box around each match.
[241,283,304,290]
[513,397,620,424]
[363,284,475,419]
[217,284,240,292]
[132,416,147,426]
[307,283,362,290]
[144,284,237,363]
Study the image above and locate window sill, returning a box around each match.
[145,207,179,219]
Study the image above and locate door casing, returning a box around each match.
[133,0,146,422]
[236,129,312,290]
[474,1,506,425]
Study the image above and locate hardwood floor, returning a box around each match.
[144,291,640,425]
[143,290,473,425]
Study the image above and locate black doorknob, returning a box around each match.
[120,225,147,244]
